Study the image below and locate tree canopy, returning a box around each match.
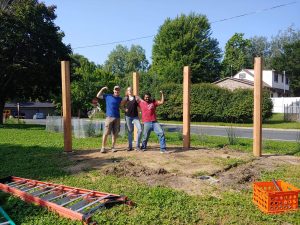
[271,40,300,96]
[0,0,71,123]
[104,44,149,78]
[221,33,251,77]
[151,13,222,83]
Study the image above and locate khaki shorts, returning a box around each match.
[104,117,120,136]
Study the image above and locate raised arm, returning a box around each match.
[156,91,164,105]
[96,86,108,99]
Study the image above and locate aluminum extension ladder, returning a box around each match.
[0,206,15,225]
[0,176,133,224]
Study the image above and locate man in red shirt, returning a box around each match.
[139,91,167,153]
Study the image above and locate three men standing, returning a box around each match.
[97,85,167,153]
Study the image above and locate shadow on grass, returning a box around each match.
[0,123,45,129]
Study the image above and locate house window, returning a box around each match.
[286,77,289,84]
[274,73,278,83]
[239,73,246,79]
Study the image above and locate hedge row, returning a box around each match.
[156,83,273,122]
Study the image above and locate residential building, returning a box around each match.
[214,69,289,97]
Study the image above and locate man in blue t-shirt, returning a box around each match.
[97,85,123,153]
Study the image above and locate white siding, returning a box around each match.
[233,69,289,92]
[233,71,253,81]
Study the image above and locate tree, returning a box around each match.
[247,36,271,69]
[270,26,300,59]
[0,0,71,124]
[222,33,251,77]
[271,40,300,96]
[151,13,222,83]
[104,44,149,79]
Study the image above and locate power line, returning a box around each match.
[211,1,297,23]
[73,35,154,49]
[73,1,297,50]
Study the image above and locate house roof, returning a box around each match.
[5,102,55,108]
[213,77,271,88]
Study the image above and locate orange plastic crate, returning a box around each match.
[253,180,300,214]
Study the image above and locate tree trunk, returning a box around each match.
[0,99,5,125]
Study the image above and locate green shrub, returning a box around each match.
[156,83,273,122]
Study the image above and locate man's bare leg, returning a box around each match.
[101,133,108,153]
[111,134,117,152]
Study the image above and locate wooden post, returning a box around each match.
[253,57,263,157]
[61,61,72,152]
[183,66,191,150]
[133,72,139,142]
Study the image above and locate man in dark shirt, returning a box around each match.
[123,87,142,151]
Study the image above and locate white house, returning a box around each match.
[233,69,289,97]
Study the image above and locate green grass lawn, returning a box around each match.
[0,124,300,224]
[160,113,300,129]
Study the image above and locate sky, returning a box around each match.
[42,0,300,65]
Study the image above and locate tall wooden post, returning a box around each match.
[133,72,139,142]
[61,61,72,152]
[253,57,263,157]
[183,66,191,150]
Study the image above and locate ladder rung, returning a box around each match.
[41,193,57,201]
[9,182,28,188]
[83,202,105,216]
[32,186,58,197]
[6,180,25,186]
[55,196,71,205]
[76,195,111,212]
[47,190,73,202]
[68,199,89,211]
[24,184,48,193]
[60,192,93,207]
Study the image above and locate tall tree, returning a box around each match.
[247,36,271,69]
[151,13,222,83]
[222,33,251,77]
[271,40,300,96]
[0,0,71,124]
[104,44,149,79]
[270,26,300,59]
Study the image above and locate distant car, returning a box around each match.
[33,113,45,119]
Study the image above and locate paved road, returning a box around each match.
[24,119,299,142]
[161,123,299,142]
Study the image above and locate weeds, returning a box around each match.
[225,126,238,145]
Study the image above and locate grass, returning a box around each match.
[160,113,300,129]
[0,124,300,224]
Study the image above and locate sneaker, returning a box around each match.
[111,148,117,153]
[127,148,133,151]
[160,149,169,154]
[135,147,141,151]
[100,148,106,153]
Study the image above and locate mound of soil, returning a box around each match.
[102,161,168,177]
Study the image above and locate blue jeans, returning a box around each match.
[141,121,166,150]
[125,116,142,149]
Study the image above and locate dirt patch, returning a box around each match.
[216,155,300,190]
[102,161,168,177]
[65,144,300,195]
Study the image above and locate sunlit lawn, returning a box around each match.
[0,124,299,224]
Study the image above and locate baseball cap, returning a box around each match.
[114,85,120,90]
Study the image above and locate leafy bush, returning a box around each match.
[156,83,273,122]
